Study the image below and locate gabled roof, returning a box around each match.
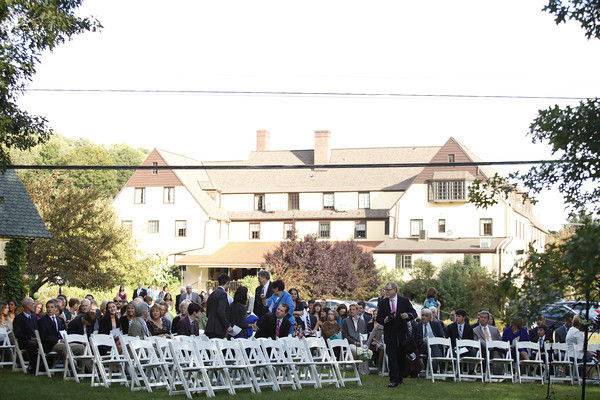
[228,209,389,221]
[0,170,51,239]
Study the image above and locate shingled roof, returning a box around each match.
[0,170,51,239]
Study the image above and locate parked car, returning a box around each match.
[540,302,579,328]
[323,299,352,310]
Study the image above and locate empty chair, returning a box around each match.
[62,332,94,383]
[34,330,65,377]
[216,339,256,393]
[0,327,15,368]
[304,337,341,388]
[147,336,175,389]
[193,338,235,395]
[515,341,545,384]
[425,337,456,382]
[280,337,319,388]
[236,338,280,392]
[127,338,171,392]
[169,339,214,399]
[327,338,362,387]
[89,334,129,388]
[485,340,514,383]
[545,342,575,385]
[258,338,298,390]
[455,339,485,382]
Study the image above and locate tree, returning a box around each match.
[24,175,150,294]
[544,0,600,39]
[399,259,436,301]
[1,239,28,302]
[0,1,100,167]
[262,236,380,300]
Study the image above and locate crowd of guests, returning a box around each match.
[1,275,597,384]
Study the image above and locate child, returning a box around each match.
[423,288,441,310]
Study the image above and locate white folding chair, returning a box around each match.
[258,338,298,389]
[127,338,171,392]
[304,337,341,387]
[147,336,175,389]
[237,338,280,392]
[216,339,256,393]
[34,330,65,377]
[425,337,455,382]
[280,336,320,388]
[62,332,94,383]
[194,338,235,395]
[327,338,362,386]
[586,344,600,384]
[455,339,485,382]
[89,334,129,388]
[0,327,15,368]
[485,340,514,383]
[8,330,28,373]
[545,342,575,385]
[515,341,545,384]
[569,344,585,385]
[169,339,214,399]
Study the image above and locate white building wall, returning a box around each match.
[395,184,507,238]
[299,193,323,211]
[334,192,358,211]
[265,193,287,211]
[370,191,403,209]
[296,221,319,237]
[230,221,250,241]
[330,221,355,240]
[221,194,254,212]
[114,186,209,257]
[261,221,283,241]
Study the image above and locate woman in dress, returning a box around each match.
[147,304,170,336]
[119,302,136,334]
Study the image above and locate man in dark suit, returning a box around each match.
[253,270,273,318]
[13,297,38,374]
[375,282,417,388]
[415,308,445,360]
[175,287,185,312]
[38,300,67,354]
[176,302,201,336]
[357,301,372,326]
[554,313,574,343]
[132,284,147,300]
[255,304,291,339]
[205,274,231,339]
[446,309,474,349]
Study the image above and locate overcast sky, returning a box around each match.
[19,0,600,231]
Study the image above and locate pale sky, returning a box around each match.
[19,0,600,231]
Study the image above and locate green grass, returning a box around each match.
[1,369,598,400]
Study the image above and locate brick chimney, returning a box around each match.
[256,129,270,152]
[314,130,331,165]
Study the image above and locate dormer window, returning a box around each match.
[428,180,466,202]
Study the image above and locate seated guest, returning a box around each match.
[264,280,295,333]
[255,304,291,339]
[416,308,446,358]
[77,298,91,316]
[357,301,372,326]
[177,302,201,336]
[321,309,341,340]
[147,304,170,336]
[56,295,69,322]
[566,315,593,362]
[98,301,119,334]
[341,304,367,356]
[529,315,553,343]
[34,301,44,320]
[157,301,173,323]
[406,319,425,377]
[67,298,80,322]
[13,297,38,374]
[502,318,530,361]
[532,324,552,361]
[446,309,475,351]
[365,309,385,369]
[119,302,136,334]
[473,310,501,344]
[336,304,348,326]
[171,300,190,334]
[554,313,574,344]
[128,303,150,339]
[38,299,84,362]
[67,310,96,337]
[290,288,307,319]
[230,286,251,338]
[431,308,446,331]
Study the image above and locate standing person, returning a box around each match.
[376,282,417,388]
[423,288,441,310]
[253,270,273,318]
[157,285,169,302]
[117,285,128,302]
[13,297,38,374]
[230,286,251,338]
[175,287,185,312]
[205,274,231,339]
[554,313,574,343]
[265,280,295,334]
[132,284,146,300]
[183,285,201,304]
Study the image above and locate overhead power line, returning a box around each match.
[23,88,593,101]
[6,159,594,171]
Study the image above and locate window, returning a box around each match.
[134,187,145,204]
[163,187,175,204]
[354,220,367,239]
[358,192,370,209]
[384,219,390,236]
[448,154,455,163]
[249,223,260,239]
[464,254,481,266]
[121,220,132,232]
[152,161,158,174]
[480,218,493,236]
[254,194,265,211]
[428,180,466,201]
[323,193,334,210]
[175,220,187,237]
[319,221,330,239]
[284,222,295,239]
[395,254,412,269]
[438,219,446,233]
[410,219,423,237]
[148,220,159,234]
[288,193,300,210]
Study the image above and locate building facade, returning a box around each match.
[113,131,547,290]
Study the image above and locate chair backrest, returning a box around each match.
[427,337,451,347]
[305,337,334,362]
[128,339,161,364]
[328,338,355,362]
[259,338,290,364]
[0,327,11,346]
[194,338,225,366]
[486,340,510,351]
[216,339,244,365]
[238,338,268,365]
[63,333,89,345]
[455,339,481,356]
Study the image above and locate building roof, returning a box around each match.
[0,170,51,239]
[373,237,506,254]
[228,209,389,221]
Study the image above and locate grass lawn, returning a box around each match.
[1,369,598,400]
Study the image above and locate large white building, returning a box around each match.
[113,131,547,290]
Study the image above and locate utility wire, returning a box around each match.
[6,159,595,171]
[23,88,594,101]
